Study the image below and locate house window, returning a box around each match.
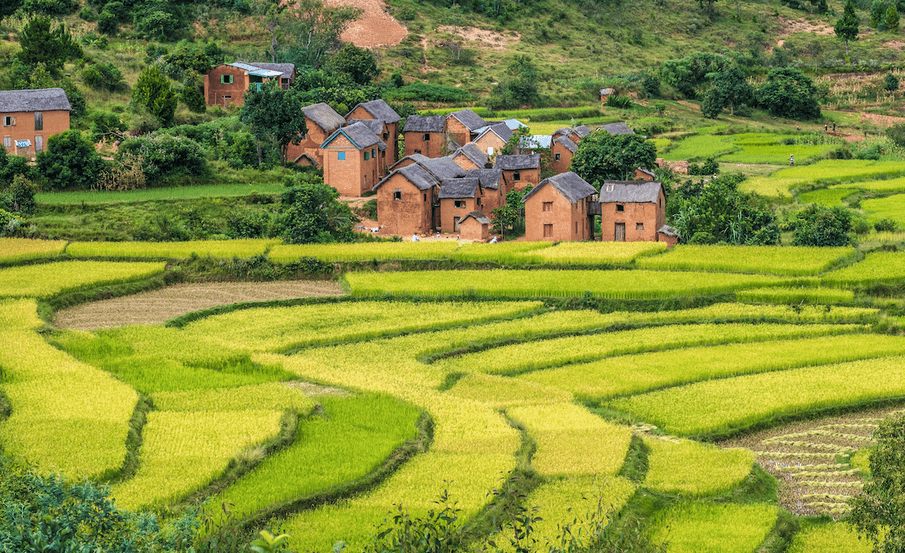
[575,221,578,234]
[423,193,427,201]
[555,153,561,161]
[34,112,42,131]
[542,201,553,212]
[338,152,346,161]
[2,136,9,148]
[454,200,465,208]
[364,151,370,161]
[543,224,553,238]
[616,204,624,212]
[220,75,233,84]
[513,172,521,181]
[2,116,12,127]
[34,135,43,152]
[423,133,430,141]
[372,148,376,157]
[636,222,644,231]
[394,190,402,200]
[414,149,422,154]
[381,150,385,158]
[454,216,461,231]
[364,175,367,186]
[383,133,389,140]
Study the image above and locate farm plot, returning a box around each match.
[799,188,858,206]
[0,261,165,298]
[269,241,459,262]
[643,437,753,497]
[512,241,666,265]
[0,298,42,330]
[742,159,905,196]
[832,175,905,192]
[720,143,835,165]
[0,237,67,263]
[860,194,905,225]
[451,241,553,263]
[822,250,905,286]
[67,239,279,259]
[786,522,874,553]
[635,245,855,276]
[735,287,854,304]
[661,134,739,161]
[649,503,778,553]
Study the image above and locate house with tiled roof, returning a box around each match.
[522,172,598,242]
[598,180,666,242]
[203,62,295,107]
[473,122,513,154]
[403,115,446,158]
[321,122,386,196]
[551,136,577,175]
[446,108,488,145]
[438,177,484,233]
[346,100,401,166]
[0,88,70,157]
[495,153,541,192]
[285,102,345,167]
[450,143,490,171]
[373,162,442,236]
[466,168,505,212]
[459,211,493,242]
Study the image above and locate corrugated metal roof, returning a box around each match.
[228,62,284,78]
[0,88,70,113]
[246,62,295,79]
[522,172,597,204]
[349,99,401,123]
[403,114,445,132]
[599,180,663,203]
[519,135,552,149]
[438,177,480,199]
[303,103,345,133]
[448,108,488,131]
[496,153,540,171]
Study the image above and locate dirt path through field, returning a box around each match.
[54,281,346,330]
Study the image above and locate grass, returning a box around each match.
[649,503,778,553]
[0,238,68,263]
[0,298,42,330]
[822,250,905,286]
[0,261,166,298]
[67,239,281,259]
[35,182,287,205]
[515,241,667,265]
[643,438,754,497]
[860,194,905,225]
[735,286,854,304]
[798,188,859,206]
[635,245,856,276]
[831,175,905,192]
[786,522,874,553]
[269,242,460,262]
[151,382,317,413]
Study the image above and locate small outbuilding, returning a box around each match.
[459,211,492,242]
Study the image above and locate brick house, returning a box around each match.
[551,136,577,175]
[285,103,345,167]
[0,88,70,157]
[522,172,598,242]
[450,143,489,171]
[204,62,295,108]
[347,118,390,175]
[569,125,591,143]
[321,122,386,197]
[496,153,541,192]
[460,211,492,242]
[598,180,666,242]
[373,163,441,236]
[634,167,657,181]
[446,108,488,145]
[657,225,679,248]
[346,100,401,166]
[402,115,446,158]
[438,177,483,233]
[466,168,505,213]
[472,122,513,155]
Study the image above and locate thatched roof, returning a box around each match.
[403,115,446,133]
[522,172,597,204]
[462,211,491,225]
[453,143,489,168]
[554,136,578,153]
[0,88,70,112]
[323,122,386,150]
[496,153,540,171]
[438,178,480,199]
[599,122,635,135]
[373,163,440,192]
[466,168,503,190]
[303,103,345,133]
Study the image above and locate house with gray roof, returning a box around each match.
[495,153,541,192]
[439,178,483,233]
[600,122,635,135]
[446,108,488,145]
[598,180,666,243]
[521,172,598,241]
[373,161,443,237]
[466,167,505,212]
[286,102,346,167]
[347,100,402,166]
[0,88,71,156]
[320,121,387,196]
[473,122,514,154]
[204,62,296,108]
[459,210,493,242]
[450,142,490,170]
[403,115,447,158]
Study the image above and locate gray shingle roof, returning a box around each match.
[599,180,663,203]
[303,103,345,133]
[522,172,597,204]
[462,210,491,225]
[495,153,540,171]
[323,121,386,150]
[465,168,502,190]
[554,136,578,153]
[438,178,480,199]
[403,115,446,133]
[453,143,489,168]
[572,125,591,138]
[552,127,572,138]
[658,225,678,237]
[347,118,385,136]
[476,122,513,144]
[448,108,488,131]
[421,156,466,180]
[246,62,295,79]
[349,99,401,123]
[373,162,440,192]
[600,122,635,135]
[0,88,70,112]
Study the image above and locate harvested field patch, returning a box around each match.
[54,281,345,330]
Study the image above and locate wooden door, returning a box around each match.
[615,222,625,241]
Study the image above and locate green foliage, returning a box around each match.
[688,158,719,175]
[327,43,379,85]
[886,73,900,92]
[250,530,292,553]
[16,17,82,75]
[570,131,657,186]
[366,490,463,553]
[875,217,899,232]
[0,0,23,18]
[660,52,734,98]
[117,134,210,184]
[181,84,207,113]
[606,94,634,108]
[835,0,860,52]
[887,5,900,29]
[849,414,905,553]
[2,175,37,214]
[871,0,888,27]
[22,0,79,17]
[792,204,853,246]
[240,81,308,165]
[36,130,106,191]
[160,40,227,80]
[488,55,542,110]
[277,173,357,244]
[259,0,360,68]
[756,67,821,120]
[82,61,126,91]
[90,111,127,143]
[383,83,474,103]
[0,208,18,236]
[491,188,528,236]
[0,148,33,186]
[703,65,753,117]
[132,64,178,126]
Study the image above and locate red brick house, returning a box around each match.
[634,167,657,181]
[438,177,483,233]
[551,136,577,175]
[346,100,401,166]
[285,103,345,167]
[466,168,505,213]
[472,122,513,155]
[522,172,597,242]
[402,115,446,158]
[204,62,295,108]
[348,118,390,175]
[450,143,490,171]
[598,180,666,242]
[0,88,70,157]
[321,122,386,197]
[496,153,541,192]
[446,108,488,145]
[460,211,492,242]
[373,163,441,236]
[569,125,591,143]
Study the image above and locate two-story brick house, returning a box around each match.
[551,136,577,174]
[598,180,666,242]
[522,172,598,242]
[204,62,295,108]
[321,122,386,197]
[0,88,70,157]
[373,163,442,236]
[285,103,346,167]
[346,100,401,166]
[496,153,541,192]
[402,115,446,158]
[446,108,488,145]
[438,177,483,233]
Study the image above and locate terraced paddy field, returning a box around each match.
[2,241,905,552]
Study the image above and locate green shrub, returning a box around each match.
[0,208,18,236]
[874,217,899,232]
[117,134,210,185]
[22,0,78,16]
[82,62,125,91]
[384,83,474,103]
[2,175,37,214]
[606,94,634,108]
[36,129,106,191]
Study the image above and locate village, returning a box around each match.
[2,60,678,246]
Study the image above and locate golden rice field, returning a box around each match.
[0,237,67,263]
[2,240,905,551]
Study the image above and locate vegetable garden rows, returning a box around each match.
[3,238,905,551]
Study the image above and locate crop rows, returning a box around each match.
[787,523,873,553]
[720,144,835,165]
[649,503,778,553]
[269,242,460,262]
[0,261,165,298]
[67,239,279,259]
[513,241,666,265]
[643,437,753,497]
[832,175,905,192]
[798,188,858,207]
[860,194,905,225]
[635,245,855,276]
[822,250,905,286]
[735,287,854,304]
[0,237,67,263]
[0,298,42,330]
[451,241,553,262]
[151,382,316,413]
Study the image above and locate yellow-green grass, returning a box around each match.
[635,245,855,276]
[832,175,905,192]
[0,298,42,330]
[112,409,284,510]
[822,251,905,286]
[507,404,632,476]
[721,144,835,165]
[212,395,421,523]
[742,160,905,197]
[521,333,895,400]
[514,241,667,265]
[786,522,874,553]
[268,242,460,262]
[740,176,803,197]
[735,286,854,304]
[35,182,287,204]
[0,237,67,263]
[798,188,858,206]
[607,355,905,436]
[67,239,279,259]
[151,382,316,413]
[0,330,138,480]
[344,269,810,299]
[643,438,753,497]
[850,447,872,475]
[180,300,543,352]
[861,194,905,225]
[651,137,672,154]
[0,261,165,298]
[447,374,574,408]
[451,241,553,263]
[649,503,778,553]
[437,323,862,376]
[662,134,739,161]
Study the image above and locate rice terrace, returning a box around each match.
[2,234,905,552]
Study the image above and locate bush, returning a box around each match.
[0,148,33,184]
[180,85,206,113]
[887,123,905,147]
[792,204,853,246]
[689,158,719,175]
[885,72,900,91]
[226,210,271,238]
[0,208,18,236]
[36,129,106,190]
[82,62,125,91]
[96,10,118,34]
[607,94,634,108]
[22,0,78,16]
[384,83,474,103]
[756,67,821,120]
[875,218,899,232]
[2,174,37,214]
[117,134,209,184]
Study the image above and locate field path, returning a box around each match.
[54,281,345,330]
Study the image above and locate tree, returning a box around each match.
[756,67,821,120]
[16,17,82,75]
[0,0,22,19]
[570,131,657,188]
[871,0,888,27]
[255,0,360,68]
[491,188,529,236]
[239,81,307,165]
[791,204,852,246]
[886,73,900,92]
[887,5,900,30]
[278,174,356,243]
[327,43,379,85]
[132,64,178,126]
[835,0,860,56]
[36,130,105,191]
[849,414,905,553]
[701,66,753,118]
[488,55,542,109]
[500,127,555,178]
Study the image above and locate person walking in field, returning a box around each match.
[789,155,795,166]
